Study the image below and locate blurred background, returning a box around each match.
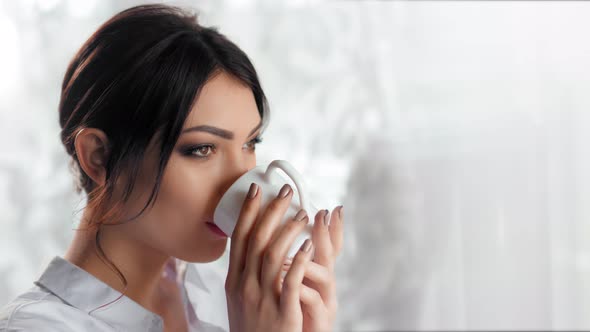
[1,0,590,330]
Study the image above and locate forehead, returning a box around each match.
[184,71,261,132]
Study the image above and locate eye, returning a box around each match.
[181,136,263,160]
[184,145,215,158]
[244,136,263,151]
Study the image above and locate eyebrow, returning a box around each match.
[181,120,262,140]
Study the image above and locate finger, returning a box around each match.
[299,283,330,322]
[160,258,178,287]
[329,205,344,256]
[260,209,310,292]
[280,260,335,307]
[303,261,336,307]
[311,209,334,270]
[164,257,177,275]
[244,184,293,284]
[280,238,313,317]
[227,183,261,292]
[162,257,178,282]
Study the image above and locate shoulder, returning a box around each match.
[0,286,112,332]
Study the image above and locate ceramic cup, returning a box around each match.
[213,160,318,258]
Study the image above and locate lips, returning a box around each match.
[205,222,228,238]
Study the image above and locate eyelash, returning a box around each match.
[182,136,263,159]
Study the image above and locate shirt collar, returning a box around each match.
[35,256,163,332]
[183,261,229,331]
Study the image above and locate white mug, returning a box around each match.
[214,160,318,258]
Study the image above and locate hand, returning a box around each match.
[281,207,343,332]
[303,207,343,332]
[155,257,188,332]
[225,183,314,332]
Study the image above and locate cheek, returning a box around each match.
[156,161,214,222]
[147,160,228,261]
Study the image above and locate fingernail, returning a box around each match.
[278,184,292,198]
[338,205,344,220]
[294,209,308,222]
[247,183,258,199]
[300,239,312,253]
[323,209,331,226]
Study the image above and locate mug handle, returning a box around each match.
[264,160,309,212]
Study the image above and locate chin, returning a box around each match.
[179,238,229,263]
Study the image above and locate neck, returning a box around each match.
[64,210,170,315]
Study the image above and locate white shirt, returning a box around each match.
[0,256,228,332]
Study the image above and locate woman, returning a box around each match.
[0,4,343,332]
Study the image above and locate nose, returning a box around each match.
[218,157,252,197]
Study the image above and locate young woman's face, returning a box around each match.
[114,71,262,263]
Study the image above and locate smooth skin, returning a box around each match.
[226,182,343,332]
[65,70,343,331]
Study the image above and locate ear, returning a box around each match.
[74,128,110,188]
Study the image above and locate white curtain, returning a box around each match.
[1,0,589,330]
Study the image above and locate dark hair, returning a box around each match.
[59,4,269,228]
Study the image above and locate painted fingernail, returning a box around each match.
[247,183,258,199]
[323,209,331,226]
[337,205,344,220]
[300,239,312,253]
[278,184,292,198]
[294,209,308,222]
